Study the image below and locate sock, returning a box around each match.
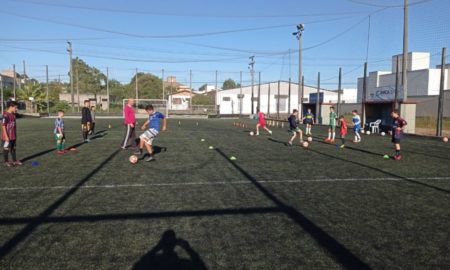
[341,137,345,144]
[61,140,65,150]
[328,132,331,139]
[3,149,8,162]
[395,149,400,155]
[332,132,335,140]
[11,149,16,162]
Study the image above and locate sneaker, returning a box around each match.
[145,156,155,162]
[325,138,331,142]
[13,161,23,166]
[268,130,273,135]
[255,133,260,136]
[287,141,293,146]
[134,149,142,155]
[4,162,13,167]
[86,139,91,143]
[330,139,335,143]
[394,155,402,160]
[57,150,65,154]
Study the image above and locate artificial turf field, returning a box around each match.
[0,117,449,270]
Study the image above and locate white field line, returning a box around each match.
[0,176,449,191]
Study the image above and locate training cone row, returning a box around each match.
[266,120,284,128]
[233,122,248,129]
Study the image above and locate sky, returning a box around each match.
[0,0,449,90]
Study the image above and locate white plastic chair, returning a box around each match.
[369,119,382,134]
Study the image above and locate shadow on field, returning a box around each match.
[306,147,450,195]
[214,148,373,270]
[133,230,208,270]
[0,149,120,260]
[20,132,108,162]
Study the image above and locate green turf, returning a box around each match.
[0,118,449,269]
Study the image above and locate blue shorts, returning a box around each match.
[354,125,361,132]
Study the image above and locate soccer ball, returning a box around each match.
[302,141,309,148]
[307,137,313,142]
[361,130,365,134]
[366,131,371,135]
[381,132,386,136]
[249,131,255,136]
[444,137,449,143]
[129,155,138,164]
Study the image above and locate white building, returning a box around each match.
[59,93,109,110]
[217,81,352,116]
[357,52,450,102]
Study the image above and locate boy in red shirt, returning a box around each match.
[255,109,272,136]
[2,101,22,167]
[338,115,348,149]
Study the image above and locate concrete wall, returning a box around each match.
[410,91,450,117]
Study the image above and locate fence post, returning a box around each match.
[267,83,271,117]
[316,72,320,124]
[361,62,368,128]
[288,77,291,114]
[436,47,446,137]
[337,67,342,117]
[277,80,280,119]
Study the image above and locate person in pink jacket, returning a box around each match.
[121,99,138,151]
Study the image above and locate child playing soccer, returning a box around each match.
[255,109,272,136]
[325,107,337,142]
[2,101,22,167]
[287,109,303,146]
[90,106,96,135]
[352,110,362,143]
[338,115,348,148]
[303,108,314,136]
[81,100,92,142]
[138,105,167,162]
[391,109,407,160]
[54,110,66,154]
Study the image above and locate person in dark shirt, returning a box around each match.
[2,101,21,167]
[81,100,92,142]
[391,109,407,160]
[287,109,303,146]
[90,106,96,135]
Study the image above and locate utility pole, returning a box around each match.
[189,69,192,109]
[293,24,305,114]
[23,60,27,85]
[46,65,49,114]
[277,80,281,119]
[316,72,320,124]
[394,56,400,109]
[362,62,368,127]
[162,69,165,100]
[257,71,261,112]
[76,67,80,112]
[13,64,16,100]
[135,68,138,100]
[239,71,242,117]
[436,47,446,137]
[288,77,291,113]
[215,70,218,112]
[67,41,74,112]
[337,67,342,117]
[301,75,304,118]
[402,0,409,104]
[249,56,255,114]
[106,67,110,113]
[0,75,4,114]
[267,83,271,116]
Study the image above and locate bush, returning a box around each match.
[50,101,71,113]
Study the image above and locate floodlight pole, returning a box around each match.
[106,67,110,113]
[293,24,304,117]
[135,68,138,100]
[67,41,74,112]
[46,65,49,114]
[249,56,255,114]
[337,67,342,117]
[13,64,16,100]
[315,72,320,124]
[436,47,446,137]
[162,69,165,100]
[239,71,242,118]
[0,76,4,115]
[402,0,409,104]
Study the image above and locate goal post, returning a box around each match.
[122,99,169,118]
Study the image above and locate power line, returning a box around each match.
[10,0,370,18]
[347,0,432,8]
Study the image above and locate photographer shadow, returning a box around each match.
[133,230,207,270]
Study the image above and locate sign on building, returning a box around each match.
[367,86,404,102]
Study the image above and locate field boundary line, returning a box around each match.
[1,176,449,191]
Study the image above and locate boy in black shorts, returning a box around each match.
[391,109,407,160]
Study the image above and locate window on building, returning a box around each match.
[223,97,231,101]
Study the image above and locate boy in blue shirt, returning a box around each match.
[54,110,66,154]
[303,108,314,136]
[138,105,167,162]
[352,110,362,143]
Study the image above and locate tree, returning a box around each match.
[192,92,215,105]
[127,73,177,99]
[17,83,47,112]
[222,79,240,90]
[72,58,106,98]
